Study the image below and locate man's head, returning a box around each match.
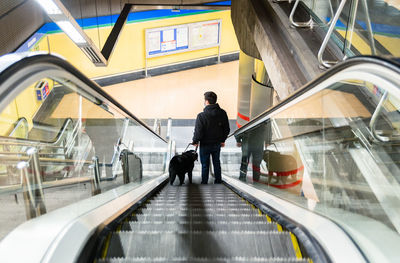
[204,91,217,105]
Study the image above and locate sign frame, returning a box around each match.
[145,19,222,59]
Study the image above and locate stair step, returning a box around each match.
[149,198,243,202]
[143,203,250,208]
[121,221,278,232]
[106,232,296,258]
[131,214,267,222]
[143,202,247,208]
[99,257,308,263]
[136,208,259,215]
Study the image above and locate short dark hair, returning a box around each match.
[204,91,217,104]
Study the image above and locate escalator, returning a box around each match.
[96,183,307,263]
[0,53,399,263]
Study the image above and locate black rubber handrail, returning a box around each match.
[231,56,400,137]
[0,54,167,143]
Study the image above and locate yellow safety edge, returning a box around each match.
[290,233,303,259]
[101,233,112,259]
[228,185,310,261]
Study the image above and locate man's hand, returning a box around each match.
[236,142,242,147]
[192,143,199,147]
[221,142,225,147]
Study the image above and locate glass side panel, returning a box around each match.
[300,0,400,57]
[0,75,167,240]
[222,76,400,260]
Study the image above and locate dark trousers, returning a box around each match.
[240,141,263,181]
[199,143,222,184]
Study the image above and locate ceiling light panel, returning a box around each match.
[56,21,87,44]
[36,0,62,15]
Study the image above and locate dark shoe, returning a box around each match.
[201,182,208,184]
[214,180,222,184]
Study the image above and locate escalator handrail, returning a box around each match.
[8,117,29,138]
[0,154,94,195]
[0,176,94,195]
[230,55,400,138]
[0,117,74,147]
[0,53,167,143]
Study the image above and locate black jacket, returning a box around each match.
[192,103,230,145]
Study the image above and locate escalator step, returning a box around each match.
[98,184,307,262]
[152,195,241,198]
[149,199,245,202]
[153,194,240,196]
[121,221,278,232]
[269,233,297,258]
[135,208,259,215]
[147,201,246,205]
[144,203,250,208]
[109,231,295,258]
[99,257,309,263]
[131,214,267,222]
[152,198,249,201]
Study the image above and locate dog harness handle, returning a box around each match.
[185,143,198,152]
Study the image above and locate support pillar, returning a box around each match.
[250,59,274,119]
[236,51,254,128]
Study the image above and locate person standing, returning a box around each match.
[235,123,270,182]
[192,91,230,184]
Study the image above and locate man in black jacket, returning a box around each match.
[192,91,230,184]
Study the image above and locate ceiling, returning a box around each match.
[0,0,226,55]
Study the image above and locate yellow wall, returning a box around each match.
[36,10,239,79]
[0,80,53,137]
[375,35,400,57]
[0,11,239,137]
[0,102,19,136]
[337,30,372,55]
[337,30,400,56]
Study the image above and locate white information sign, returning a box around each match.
[147,31,161,52]
[191,21,219,48]
[145,19,221,58]
[176,27,189,48]
[162,29,175,42]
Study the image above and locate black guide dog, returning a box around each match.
[169,145,198,185]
